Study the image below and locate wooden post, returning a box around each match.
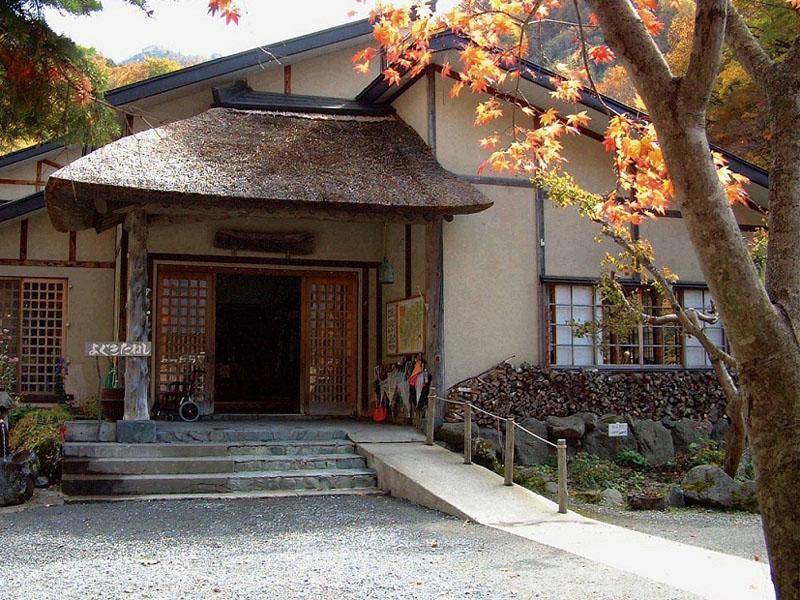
[463,402,472,465]
[425,218,444,415]
[425,386,436,446]
[557,438,568,513]
[504,418,514,486]
[123,209,150,421]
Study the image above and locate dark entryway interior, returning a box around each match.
[215,274,302,413]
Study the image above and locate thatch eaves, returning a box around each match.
[45,107,493,232]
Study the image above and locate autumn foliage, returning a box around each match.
[350,0,785,231]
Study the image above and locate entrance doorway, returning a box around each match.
[215,274,301,413]
[154,266,360,417]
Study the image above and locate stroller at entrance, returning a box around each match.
[155,362,204,422]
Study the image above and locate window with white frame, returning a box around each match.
[548,283,723,368]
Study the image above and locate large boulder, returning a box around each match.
[0,450,37,507]
[711,418,730,445]
[583,414,637,460]
[631,418,675,466]
[671,418,711,455]
[514,418,551,465]
[574,412,598,433]
[471,438,499,470]
[682,465,737,509]
[435,422,473,450]
[478,426,504,460]
[546,415,585,442]
[733,480,759,512]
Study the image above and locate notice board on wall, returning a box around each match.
[386,296,425,356]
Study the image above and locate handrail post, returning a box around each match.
[504,417,514,486]
[463,402,472,464]
[557,438,568,513]
[425,386,436,446]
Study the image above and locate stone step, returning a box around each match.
[61,468,378,496]
[63,453,368,475]
[154,427,349,444]
[63,440,356,459]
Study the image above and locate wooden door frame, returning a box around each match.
[152,259,375,417]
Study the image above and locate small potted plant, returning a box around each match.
[100,364,124,421]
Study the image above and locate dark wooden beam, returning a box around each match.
[0,258,114,269]
[18,219,28,260]
[68,231,77,262]
[284,65,292,94]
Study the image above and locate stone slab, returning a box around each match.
[64,421,117,443]
[116,420,157,444]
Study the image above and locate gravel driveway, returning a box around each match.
[0,494,699,600]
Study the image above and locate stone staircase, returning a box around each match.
[62,424,378,497]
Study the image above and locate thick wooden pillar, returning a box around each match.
[425,217,445,410]
[123,209,150,421]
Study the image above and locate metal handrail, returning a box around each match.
[424,387,568,514]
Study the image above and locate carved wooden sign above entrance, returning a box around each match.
[213,230,315,255]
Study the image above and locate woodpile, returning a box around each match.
[447,362,728,427]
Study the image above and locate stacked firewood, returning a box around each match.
[446,362,728,426]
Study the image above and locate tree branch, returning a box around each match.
[724,0,775,92]
[585,0,673,108]
[680,0,728,113]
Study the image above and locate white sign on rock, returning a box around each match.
[608,422,629,437]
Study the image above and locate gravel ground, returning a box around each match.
[0,494,700,600]
[577,503,767,561]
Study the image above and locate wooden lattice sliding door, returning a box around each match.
[155,271,215,416]
[302,275,359,416]
[19,279,66,397]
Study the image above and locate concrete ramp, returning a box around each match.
[356,440,775,600]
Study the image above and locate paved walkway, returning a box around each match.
[352,429,774,600]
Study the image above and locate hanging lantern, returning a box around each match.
[379,258,395,284]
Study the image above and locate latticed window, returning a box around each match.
[548,283,723,369]
[0,278,67,395]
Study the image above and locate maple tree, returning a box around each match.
[352,0,800,595]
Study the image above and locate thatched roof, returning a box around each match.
[45,108,493,231]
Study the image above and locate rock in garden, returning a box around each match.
[601,488,624,507]
[435,422,472,450]
[35,476,49,489]
[711,418,730,444]
[668,487,686,508]
[471,438,499,470]
[0,450,37,507]
[733,480,759,512]
[583,415,637,460]
[682,465,737,509]
[627,492,669,511]
[671,418,711,455]
[478,426,504,460]
[514,418,550,465]
[631,419,675,466]
[546,415,585,441]
[574,412,598,433]
[544,481,559,495]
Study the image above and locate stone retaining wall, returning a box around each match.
[448,363,728,425]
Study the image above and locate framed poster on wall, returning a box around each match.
[386,296,425,356]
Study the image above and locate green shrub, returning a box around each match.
[9,406,73,481]
[568,452,624,491]
[685,439,726,469]
[513,464,556,492]
[616,449,648,470]
[7,403,37,429]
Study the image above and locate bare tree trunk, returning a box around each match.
[587,1,800,595]
[723,393,746,478]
